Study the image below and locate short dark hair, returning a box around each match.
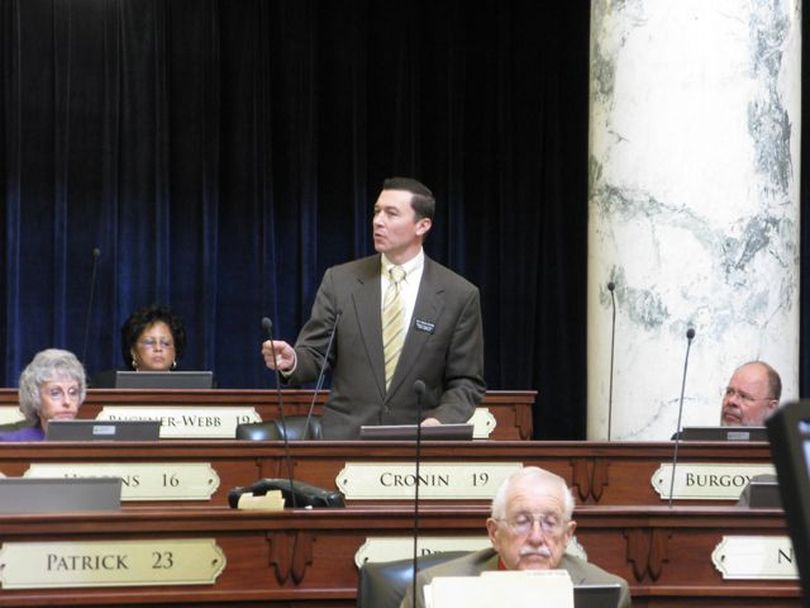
[121,305,187,369]
[382,177,435,220]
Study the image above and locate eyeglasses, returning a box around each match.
[495,512,566,536]
[724,387,774,404]
[140,337,174,350]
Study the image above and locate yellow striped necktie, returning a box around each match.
[382,266,407,391]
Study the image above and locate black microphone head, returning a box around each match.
[413,380,426,397]
[261,317,273,335]
[607,281,615,291]
[686,328,696,340]
[92,247,101,258]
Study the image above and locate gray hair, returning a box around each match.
[490,466,576,521]
[18,349,86,422]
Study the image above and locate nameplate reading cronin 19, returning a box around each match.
[712,535,798,580]
[650,463,776,500]
[0,539,226,589]
[24,463,220,501]
[96,406,261,438]
[336,462,522,500]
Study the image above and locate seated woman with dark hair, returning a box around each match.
[121,305,187,371]
[0,349,87,441]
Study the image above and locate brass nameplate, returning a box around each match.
[336,462,522,500]
[96,406,261,438]
[355,536,490,567]
[0,539,225,589]
[712,536,798,579]
[0,406,24,425]
[355,535,587,567]
[651,463,775,500]
[24,463,220,501]
[468,407,496,439]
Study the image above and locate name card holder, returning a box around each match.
[651,463,776,500]
[96,406,261,439]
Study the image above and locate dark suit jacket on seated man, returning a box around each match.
[261,177,486,440]
[399,467,632,608]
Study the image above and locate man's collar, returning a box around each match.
[381,249,424,277]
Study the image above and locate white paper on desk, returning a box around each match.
[428,570,573,608]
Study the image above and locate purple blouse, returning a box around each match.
[0,425,45,442]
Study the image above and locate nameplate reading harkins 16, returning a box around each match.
[24,463,220,501]
[336,462,522,500]
[0,539,225,589]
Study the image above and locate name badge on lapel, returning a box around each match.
[414,319,435,334]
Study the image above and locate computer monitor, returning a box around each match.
[766,400,810,605]
[359,423,474,441]
[680,426,767,441]
[46,419,161,441]
[0,478,121,513]
[92,369,214,389]
[573,583,623,608]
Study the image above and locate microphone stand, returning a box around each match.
[669,327,696,507]
[607,281,616,441]
[81,247,101,365]
[262,317,297,508]
[303,310,342,440]
[411,380,426,606]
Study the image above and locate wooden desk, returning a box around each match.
[0,441,773,507]
[0,389,536,441]
[0,506,798,606]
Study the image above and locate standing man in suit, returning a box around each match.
[400,467,632,608]
[262,177,485,439]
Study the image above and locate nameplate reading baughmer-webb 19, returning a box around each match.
[650,463,775,500]
[336,462,522,500]
[96,406,261,438]
[24,463,220,501]
[0,539,225,589]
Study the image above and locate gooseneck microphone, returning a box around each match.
[80,247,101,365]
[411,379,426,606]
[303,310,342,440]
[262,316,297,508]
[607,281,617,441]
[669,327,696,507]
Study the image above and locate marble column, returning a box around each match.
[588,0,801,440]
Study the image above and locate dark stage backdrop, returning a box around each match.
[7,1,805,440]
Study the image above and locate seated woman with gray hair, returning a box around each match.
[0,349,87,441]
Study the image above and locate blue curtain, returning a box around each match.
[1,0,594,439]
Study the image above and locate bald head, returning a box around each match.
[721,361,781,426]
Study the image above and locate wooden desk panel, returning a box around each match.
[0,388,536,441]
[0,441,773,508]
[0,506,798,607]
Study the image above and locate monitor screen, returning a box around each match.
[573,583,623,608]
[359,423,474,441]
[92,370,214,389]
[680,426,767,441]
[766,401,810,604]
[46,419,161,441]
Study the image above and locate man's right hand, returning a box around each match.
[261,340,296,372]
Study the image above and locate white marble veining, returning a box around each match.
[587,0,801,440]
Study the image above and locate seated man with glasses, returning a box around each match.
[721,360,781,427]
[399,466,631,608]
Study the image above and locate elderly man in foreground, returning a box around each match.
[400,466,631,608]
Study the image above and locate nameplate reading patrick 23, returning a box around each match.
[0,539,225,589]
[336,462,522,500]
